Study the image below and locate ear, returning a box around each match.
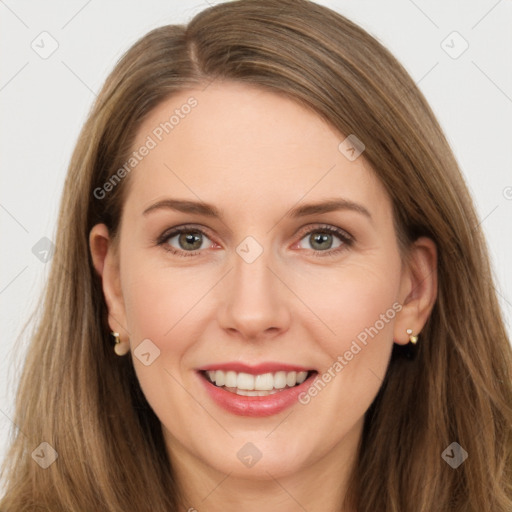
[393,236,437,345]
[89,223,129,339]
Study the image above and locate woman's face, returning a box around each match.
[96,81,421,483]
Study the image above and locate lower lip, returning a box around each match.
[198,371,316,417]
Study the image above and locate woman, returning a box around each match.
[1,0,511,510]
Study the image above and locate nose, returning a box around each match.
[217,247,292,341]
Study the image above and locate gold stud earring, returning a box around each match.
[112,331,130,356]
[406,328,418,345]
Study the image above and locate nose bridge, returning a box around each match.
[232,237,275,302]
[232,239,279,310]
[218,235,290,338]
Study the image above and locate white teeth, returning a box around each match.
[273,371,287,389]
[205,369,311,390]
[237,372,255,390]
[254,373,274,390]
[296,371,308,384]
[215,370,225,387]
[286,371,297,387]
[225,371,237,388]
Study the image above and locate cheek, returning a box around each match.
[294,258,401,420]
[121,237,215,334]
[297,256,401,347]
[118,255,207,433]
[333,271,398,350]
[122,275,173,340]
[119,254,208,354]
[297,257,401,389]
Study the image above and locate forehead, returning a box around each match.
[126,81,389,219]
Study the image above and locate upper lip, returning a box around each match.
[196,362,315,375]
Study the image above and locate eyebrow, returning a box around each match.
[143,197,372,220]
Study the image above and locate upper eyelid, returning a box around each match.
[296,224,352,240]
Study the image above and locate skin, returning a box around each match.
[90,81,437,512]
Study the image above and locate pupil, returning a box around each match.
[180,232,202,250]
[311,232,331,250]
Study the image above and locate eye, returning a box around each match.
[157,224,353,258]
[157,225,214,257]
[295,225,353,257]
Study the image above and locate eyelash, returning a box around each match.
[156,224,354,258]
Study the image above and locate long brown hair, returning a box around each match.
[1,1,511,510]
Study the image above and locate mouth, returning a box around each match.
[201,369,313,396]
[196,364,318,417]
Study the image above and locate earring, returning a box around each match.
[406,328,418,345]
[112,331,130,356]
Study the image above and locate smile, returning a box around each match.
[197,363,317,416]
[203,369,309,396]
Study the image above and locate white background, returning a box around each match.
[1,0,511,465]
